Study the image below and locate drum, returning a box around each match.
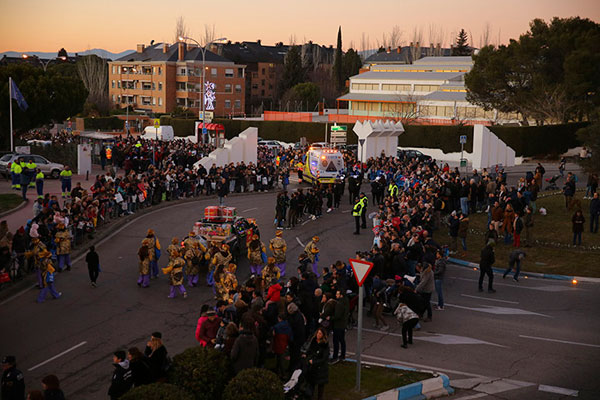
[205,206,221,221]
[221,207,237,221]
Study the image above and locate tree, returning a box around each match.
[174,16,189,42]
[466,17,600,125]
[333,26,344,91]
[576,121,600,173]
[57,48,68,58]
[452,29,471,56]
[279,45,305,96]
[342,48,362,83]
[77,55,109,115]
[282,82,321,111]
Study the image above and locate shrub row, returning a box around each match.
[31,144,77,170]
[83,117,123,131]
[159,116,196,137]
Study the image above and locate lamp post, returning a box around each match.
[125,67,137,136]
[179,36,226,144]
[22,54,67,72]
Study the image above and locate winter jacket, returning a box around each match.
[416,265,434,294]
[394,304,419,323]
[398,290,427,316]
[143,345,168,382]
[572,213,585,233]
[195,316,208,345]
[230,330,259,374]
[129,357,152,387]
[198,317,222,347]
[590,198,600,216]
[108,360,133,399]
[304,337,329,385]
[272,320,293,354]
[458,217,469,238]
[434,258,446,280]
[332,295,350,330]
[479,245,495,270]
[449,217,459,237]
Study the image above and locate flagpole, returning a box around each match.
[9,76,13,153]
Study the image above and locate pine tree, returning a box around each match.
[57,48,68,58]
[333,26,344,91]
[452,29,471,56]
[279,45,305,96]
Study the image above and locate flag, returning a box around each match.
[10,79,28,111]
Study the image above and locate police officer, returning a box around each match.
[60,165,72,198]
[359,192,368,229]
[1,356,25,400]
[388,180,399,198]
[10,158,23,190]
[352,197,363,235]
[35,168,44,199]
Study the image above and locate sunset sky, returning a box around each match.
[0,0,598,54]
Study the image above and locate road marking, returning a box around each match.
[28,341,87,371]
[460,294,519,304]
[538,384,579,397]
[455,277,577,292]
[0,284,37,306]
[445,303,551,317]
[362,328,508,348]
[450,394,487,400]
[301,219,312,226]
[519,334,600,348]
[241,207,257,213]
[342,210,351,213]
[296,237,305,247]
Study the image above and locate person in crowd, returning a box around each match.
[143,332,168,382]
[572,209,585,246]
[330,289,349,364]
[144,229,161,279]
[54,223,72,272]
[304,236,320,278]
[198,310,222,348]
[394,302,420,348]
[303,326,330,400]
[36,251,61,303]
[433,250,446,311]
[269,230,287,277]
[416,263,434,321]
[230,316,259,375]
[85,245,100,287]
[458,213,469,255]
[127,347,151,388]
[479,240,496,293]
[108,351,132,400]
[1,356,25,400]
[41,375,65,400]
[247,235,266,276]
[137,239,151,288]
[590,192,600,234]
[503,249,526,282]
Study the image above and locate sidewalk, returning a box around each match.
[0,164,108,230]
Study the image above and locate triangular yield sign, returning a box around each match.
[326,161,337,172]
[349,258,374,287]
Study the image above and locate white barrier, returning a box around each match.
[194,127,258,170]
[353,120,405,162]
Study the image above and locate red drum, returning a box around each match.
[221,207,237,221]
[205,206,221,221]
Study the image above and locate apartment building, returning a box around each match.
[337,56,520,125]
[108,42,246,117]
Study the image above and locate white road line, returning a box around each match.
[538,384,579,397]
[450,394,487,400]
[0,284,37,306]
[342,210,351,213]
[519,334,600,348]
[301,219,311,226]
[455,277,578,292]
[444,303,551,317]
[361,328,508,348]
[241,207,257,213]
[296,237,305,247]
[346,351,487,379]
[460,294,519,304]
[28,341,87,371]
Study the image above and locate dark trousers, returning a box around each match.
[402,318,419,345]
[420,292,432,319]
[478,266,494,290]
[361,211,367,229]
[354,216,361,234]
[573,231,582,245]
[88,266,99,283]
[332,328,346,360]
[591,213,599,233]
[288,344,301,374]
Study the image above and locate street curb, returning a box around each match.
[0,198,28,218]
[448,257,600,284]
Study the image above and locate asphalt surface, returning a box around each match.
[1,184,599,399]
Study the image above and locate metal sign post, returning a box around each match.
[358,139,366,165]
[349,258,375,392]
[459,135,467,176]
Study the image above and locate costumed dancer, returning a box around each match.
[137,239,151,288]
[210,243,232,288]
[262,257,281,285]
[183,231,199,252]
[222,263,238,303]
[213,265,227,301]
[269,230,287,277]
[29,236,47,288]
[166,237,180,262]
[37,250,61,303]
[162,250,187,299]
[304,236,321,277]
[55,223,72,272]
[185,241,206,287]
[144,229,161,279]
[247,234,266,276]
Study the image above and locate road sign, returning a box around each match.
[154,118,160,128]
[349,258,374,287]
[359,139,365,146]
[460,159,467,168]
[330,125,347,132]
[460,135,467,144]
[202,127,207,135]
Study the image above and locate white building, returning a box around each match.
[337,56,521,125]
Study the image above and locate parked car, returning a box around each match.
[397,149,433,163]
[0,154,65,179]
[258,140,282,150]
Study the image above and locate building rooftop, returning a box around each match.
[116,43,232,63]
[338,92,418,102]
[414,56,473,65]
[351,71,464,81]
[421,91,468,102]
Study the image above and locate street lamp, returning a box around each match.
[178,35,227,144]
[125,66,137,135]
[22,54,52,72]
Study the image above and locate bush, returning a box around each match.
[222,368,284,400]
[168,346,231,400]
[400,125,474,152]
[121,383,194,400]
[491,123,586,157]
[83,116,123,131]
[159,116,196,137]
[31,144,77,170]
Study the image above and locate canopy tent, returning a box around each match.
[197,123,225,133]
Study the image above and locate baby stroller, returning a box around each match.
[545,174,560,191]
[284,363,313,399]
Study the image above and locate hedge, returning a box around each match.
[168,347,231,400]
[121,383,194,400]
[159,116,196,137]
[31,144,77,170]
[400,125,474,153]
[222,368,284,400]
[83,117,123,131]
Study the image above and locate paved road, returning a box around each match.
[1,188,598,399]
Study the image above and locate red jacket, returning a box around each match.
[267,283,282,303]
[195,316,208,346]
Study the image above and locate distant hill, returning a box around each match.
[1,48,134,61]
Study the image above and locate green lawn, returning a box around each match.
[324,361,432,400]
[0,194,23,213]
[438,192,600,277]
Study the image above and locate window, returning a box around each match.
[152,97,156,105]
[252,84,259,89]
[237,68,244,78]
[252,72,258,78]
[211,68,217,76]
[351,83,379,91]
[413,84,439,92]
[381,84,411,91]
[158,67,162,75]
[225,99,231,108]
[112,95,116,102]
[261,79,265,86]
[225,68,234,78]
[268,84,273,90]
[225,84,232,93]
[158,82,163,91]
[112,65,116,74]
[235,84,242,93]
[235,100,241,109]
[117,81,121,88]
[112,80,115,88]
[179,68,186,76]
[158,97,163,106]
[261,89,265,96]
[152,83,156,90]
[261,68,265,75]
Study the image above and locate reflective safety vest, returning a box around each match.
[25,161,36,172]
[360,196,368,209]
[388,183,398,197]
[60,169,72,182]
[106,148,112,160]
[36,171,44,181]
[135,143,142,148]
[276,156,280,167]
[352,201,363,217]
[13,163,22,174]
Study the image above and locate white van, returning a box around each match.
[141,125,175,141]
